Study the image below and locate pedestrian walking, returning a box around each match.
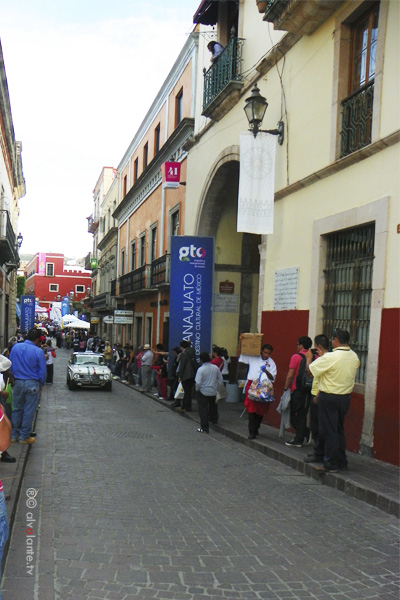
[239,340,277,440]
[195,352,223,433]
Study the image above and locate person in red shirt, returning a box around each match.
[283,336,312,447]
[210,346,224,371]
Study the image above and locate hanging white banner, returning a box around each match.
[237,131,276,234]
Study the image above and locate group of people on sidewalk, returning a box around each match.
[98,327,359,476]
[0,327,49,593]
[239,329,360,474]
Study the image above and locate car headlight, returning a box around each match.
[73,374,80,380]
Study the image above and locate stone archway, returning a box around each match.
[195,147,261,351]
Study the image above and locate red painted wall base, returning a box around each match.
[260,308,400,467]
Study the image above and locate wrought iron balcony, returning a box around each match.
[340,82,374,158]
[93,292,111,309]
[202,31,245,119]
[84,252,92,271]
[0,209,18,265]
[263,0,344,36]
[150,254,170,287]
[87,213,99,234]
[119,265,149,295]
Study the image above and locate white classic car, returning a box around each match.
[67,352,112,391]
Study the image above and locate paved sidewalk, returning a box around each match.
[124,381,400,518]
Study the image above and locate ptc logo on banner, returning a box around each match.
[179,245,206,262]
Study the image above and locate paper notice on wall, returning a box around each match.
[237,131,276,234]
[274,267,299,310]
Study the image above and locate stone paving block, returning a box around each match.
[2,356,400,600]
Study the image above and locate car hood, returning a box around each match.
[70,365,110,375]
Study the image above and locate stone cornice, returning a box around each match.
[117,34,198,172]
[113,118,194,224]
[274,130,400,201]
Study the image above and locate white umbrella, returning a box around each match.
[62,315,79,326]
[65,319,90,330]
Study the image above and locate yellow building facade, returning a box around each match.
[185,0,399,464]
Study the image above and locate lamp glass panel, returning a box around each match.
[244,98,268,126]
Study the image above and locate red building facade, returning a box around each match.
[25,253,92,309]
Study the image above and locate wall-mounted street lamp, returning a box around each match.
[16,232,23,248]
[244,84,284,144]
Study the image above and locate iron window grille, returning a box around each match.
[322,223,375,384]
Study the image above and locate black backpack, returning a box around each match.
[295,353,313,393]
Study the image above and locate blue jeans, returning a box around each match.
[11,379,40,441]
[0,490,9,595]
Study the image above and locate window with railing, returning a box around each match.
[202,29,244,113]
[322,223,375,384]
[340,4,379,157]
[151,254,170,287]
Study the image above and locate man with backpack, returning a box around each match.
[283,336,313,447]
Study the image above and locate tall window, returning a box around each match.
[121,249,125,276]
[150,226,157,262]
[340,4,379,157]
[143,142,148,170]
[175,88,183,127]
[46,263,54,276]
[139,234,146,267]
[146,316,152,346]
[123,175,127,197]
[131,241,136,271]
[171,209,180,236]
[351,5,379,92]
[154,123,161,155]
[134,158,139,183]
[135,316,143,348]
[322,223,375,384]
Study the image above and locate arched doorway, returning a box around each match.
[195,151,261,356]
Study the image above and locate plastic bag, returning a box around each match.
[248,374,274,403]
[4,382,13,411]
[216,382,228,402]
[174,382,184,400]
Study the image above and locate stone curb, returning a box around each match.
[126,382,399,518]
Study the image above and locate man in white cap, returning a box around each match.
[141,345,154,392]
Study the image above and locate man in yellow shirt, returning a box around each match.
[309,328,360,473]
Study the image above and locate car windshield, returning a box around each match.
[75,355,104,366]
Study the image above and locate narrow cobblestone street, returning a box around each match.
[2,350,399,599]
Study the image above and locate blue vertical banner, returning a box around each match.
[20,295,35,333]
[169,236,214,361]
[61,296,70,316]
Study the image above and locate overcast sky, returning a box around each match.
[0,0,197,261]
